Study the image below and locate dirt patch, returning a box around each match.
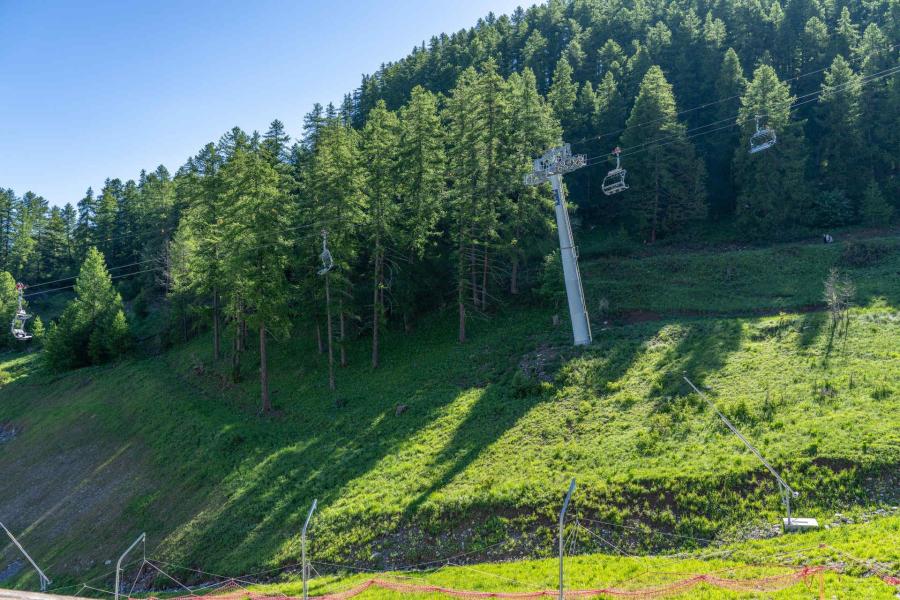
[0,560,24,583]
[518,343,562,383]
[0,422,18,444]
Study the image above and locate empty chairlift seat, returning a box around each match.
[602,147,628,195]
[749,115,777,154]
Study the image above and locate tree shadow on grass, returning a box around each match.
[153,314,658,573]
[399,323,659,521]
[797,311,828,350]
[648,318,745,408]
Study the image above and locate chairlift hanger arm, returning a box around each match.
[683,375,796,497]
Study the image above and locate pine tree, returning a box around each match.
[501,68,560,295]
[360,100,400,368]
[262,119,291,164]
[0,189,15,271]
[619,66,707,241]
[0,271,20,350]
[547,56,578,131]
[397,87,445,257]
[815,55,863,198]
[221,144,294,412]
[395,86,446,327]
[75,187,97,258]
[444,67,484,343]
[41,207,69,278]
[708,48,748,215]
[573,81,598,138]
[472,59,510,311]
[44,247,130,369]
[835,7,859,56]
[733,64,809,235]
[180,143,227,360]
[859,181,894,225]
[304,119,365,371]
[597,39,626,81]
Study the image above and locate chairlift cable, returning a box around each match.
[580,62,900,164]
[568,39,900,148]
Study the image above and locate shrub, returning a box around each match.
[840,241,887,267]
[807,189,853,227]
[859,181,894,225]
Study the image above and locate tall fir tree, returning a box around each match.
[619,66,707,242]
[733,64,809,234]
[360,101,400,368]
[221,144,294,412]
[815,55,863,199]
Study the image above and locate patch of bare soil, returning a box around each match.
[518,343,562,382]
[0,423,18,444]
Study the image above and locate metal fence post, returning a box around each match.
[114,533,145,600]
[559,479,576,600]
[0,521,51,591]
[302,499,318,600]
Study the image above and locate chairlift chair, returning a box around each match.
[601,147,628,196]
[11,283,32,341]
[749,115,777,154]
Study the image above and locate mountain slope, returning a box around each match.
[1,232,898,591]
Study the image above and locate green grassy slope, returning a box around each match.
[0,232,898,593]
[246,516,900,599]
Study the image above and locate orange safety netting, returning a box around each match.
[136,567,827,600]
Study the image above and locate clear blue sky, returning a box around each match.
[0,0,526,207]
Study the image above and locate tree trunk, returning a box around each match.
[372,246,382,369]
[231,322,241,383]
[480,250,489,310]
[241,319,248,352]
[316,321,324,354]
[339,301,347,367]
[470,247,478,305]
[212,288,220,360]
[510,256,519,294]
[260,321,270,413]
[325,274,335,391]
[458,238,466,343]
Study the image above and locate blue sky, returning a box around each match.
[0,0,526,207]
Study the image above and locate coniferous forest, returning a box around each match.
[2,0,899,409]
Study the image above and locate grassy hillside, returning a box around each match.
[246,515,900,599]
[1,232,898,594]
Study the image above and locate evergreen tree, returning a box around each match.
[859,181,894,225]
[815,55,863,199]
[360,100,400,368]
[619,66,707,241]
[0,271,21,350]
[179,143,227,359]
[0,189,15,271]
[44,247,130,369]
[733,65,809,235]
[547,56,578,131]
[395,86,446,326]
[41,207,69,278]
[707,48,748,215]
[221,144,294,412]
[262,119,291,163]
[75,187,97,257]
[501,68,560,294]
[397,87,445,257]
[444,67,484,343]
